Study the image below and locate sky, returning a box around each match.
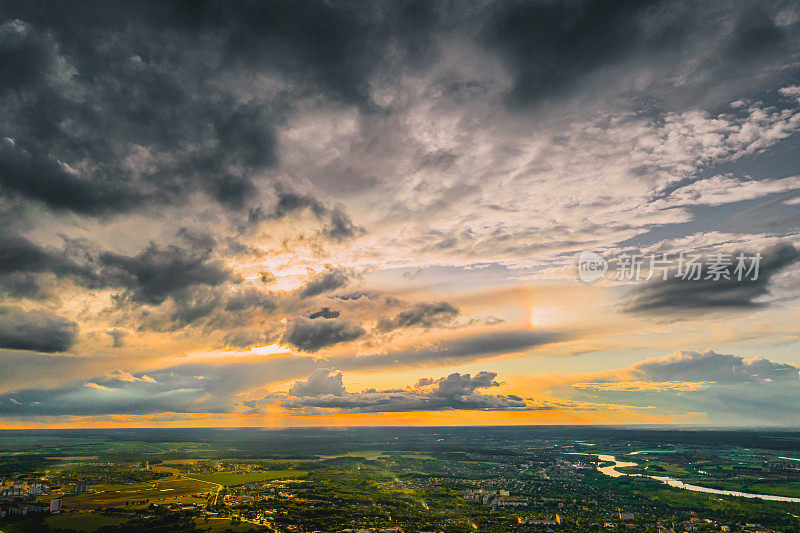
[1,0,800,429]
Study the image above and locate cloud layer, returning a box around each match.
[0,1,799,426]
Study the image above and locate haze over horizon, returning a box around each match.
[1,0,800,429]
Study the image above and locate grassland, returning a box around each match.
[49,476,212,510]
[189,470,307,486]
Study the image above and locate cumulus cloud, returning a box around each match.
[0,306,77,352]
[418,370,501,395]
[283,370,526,413]
[565,350,800,426]
[288,368,346,397]
[627,350,800,384]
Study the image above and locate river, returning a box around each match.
[594,454,800,503]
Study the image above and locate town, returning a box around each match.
[0,427,798,532]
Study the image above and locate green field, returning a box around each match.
[189,470,307,486]
[620,460,689,476]
[53,476,212,510]
[697,480,800,498]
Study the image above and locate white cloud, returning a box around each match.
[660,174,800,207]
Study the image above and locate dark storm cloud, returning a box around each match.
[0,17,63,93]
[166,288,226,329]
[0,140,143,215]
[0,16,276,216]
[283,369,526,413]
[308,307,340,319]
[282,317,365,352]
[99,243,230,305]
[483,0,660,105]
[250,188,328,222]
[298,266,352,298]
[0,0,442,219]
[247,188,364,242]
[0,273,45,299]
[324,204,365,241]
[625,243,800,313]
[0,0,441,99]
[0,224,275,327]
[174,0,441,107]
[136,284,278,332]
[0,306,77,352]
[0,233,89,278]
[377,301,459,331]
[482,1,800,107]
[0,232,91,297]
[0,228,237,308]
[1,0,797,223]
[224,288,276,313]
